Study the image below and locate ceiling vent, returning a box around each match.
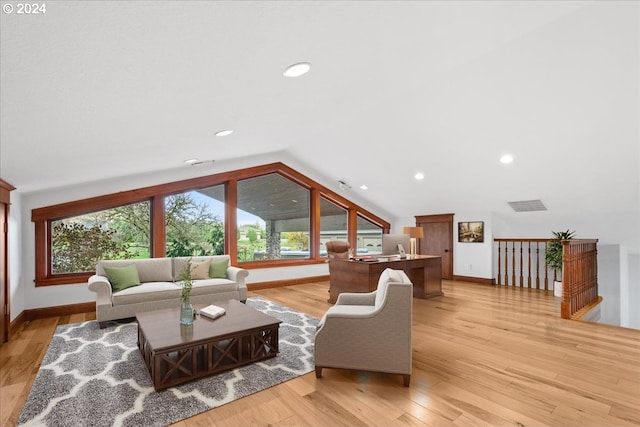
[508,200,547,212]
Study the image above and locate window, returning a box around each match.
[51,201,151,274]
[357,215,383,255]
[165,186,225,257]
[32,162,390,286]
[237,173,310,262]
[319,197,348,258]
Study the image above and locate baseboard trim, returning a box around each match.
[25,302,97,321]
[247,275,329,291]
[8,302,95,340]
[452,275,494,285]
[8,310,26,340]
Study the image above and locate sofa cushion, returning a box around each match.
[172,256,230,281]
[209,259,228,279]
[190,259,211,280]
[189,278,238,296]
[97,258,173,283]
[103,264,141,292]
[111,282,181,306]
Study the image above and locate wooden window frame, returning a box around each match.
[32,162,390,286]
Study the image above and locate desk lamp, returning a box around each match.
[402,226,424,256]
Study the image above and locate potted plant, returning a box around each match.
[545,230,575,297]
[179,258,194,325]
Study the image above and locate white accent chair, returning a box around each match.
[314,268,413,386]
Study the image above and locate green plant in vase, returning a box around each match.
[179,258,194,325]
[545,230,575,297]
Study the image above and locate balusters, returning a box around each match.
[497,241,502,286]
[494,239,554,289]
[527,242,532,288]
[504,242,509,286]
[512,244,516,287]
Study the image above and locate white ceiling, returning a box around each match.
[1,1,638,246]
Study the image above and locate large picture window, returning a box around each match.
[319,197,348,258]
[51,201,151,274]
[357,215,383,255]
[237,173,310,262]
[165,186,225,257]
[32,162,389,286]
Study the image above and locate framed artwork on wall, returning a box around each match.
[458,221,484,243]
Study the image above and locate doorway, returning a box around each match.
[0,180,14,344]
[415,214,454,280]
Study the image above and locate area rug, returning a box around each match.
[18,297,318,427]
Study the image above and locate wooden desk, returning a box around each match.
[328,255,443,303]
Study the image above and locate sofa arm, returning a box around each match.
[88,275,113,306]
[227,266,249,301]
[226,266,248,284]
[335,291,376,306]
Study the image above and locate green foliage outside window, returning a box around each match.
[51,223,133,274]
[284,232,309,250]
[165,193,225,257]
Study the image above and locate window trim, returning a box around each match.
[32,162,390,286]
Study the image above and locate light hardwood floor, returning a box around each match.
[2,280,639,426]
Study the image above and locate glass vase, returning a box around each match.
[180,299,194,325]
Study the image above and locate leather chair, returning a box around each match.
[325,240,350,260]
[314,268,413,386]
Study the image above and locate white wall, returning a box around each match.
[629,255,640,329]
[453,213,493,279]
[8,193,23,322]
[598,245,622,327]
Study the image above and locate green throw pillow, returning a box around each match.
[209,259,228,279]
[103,264,141,292]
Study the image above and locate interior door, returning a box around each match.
[416,214,453,280]
[0,180,13,344]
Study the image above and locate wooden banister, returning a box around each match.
[493,238,599,320]
[561,239,599,319]
[494,238,549,290]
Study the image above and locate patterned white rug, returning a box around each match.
[18,297,318,427]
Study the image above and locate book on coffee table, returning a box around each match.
[200,304,226,320]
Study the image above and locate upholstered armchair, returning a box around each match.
[314,268,413,386]
[325,240,351,260]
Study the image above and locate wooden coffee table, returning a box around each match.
[136,300,281,391]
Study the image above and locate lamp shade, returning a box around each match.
[402,226,424,239]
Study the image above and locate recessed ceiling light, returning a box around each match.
[283,62,311,77]
[500,154,514,164]
[215,129,233,137]
[360,185,368,190]
[184,159,200,165]
[414,172,425,180]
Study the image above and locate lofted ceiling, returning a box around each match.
[1,1,638,249]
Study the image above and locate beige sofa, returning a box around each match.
[88,255,248,328]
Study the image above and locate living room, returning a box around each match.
[1,1,639,426]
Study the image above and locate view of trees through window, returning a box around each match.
[51,201,151,274]
[51,185,228,274]
[165,186,225,257]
